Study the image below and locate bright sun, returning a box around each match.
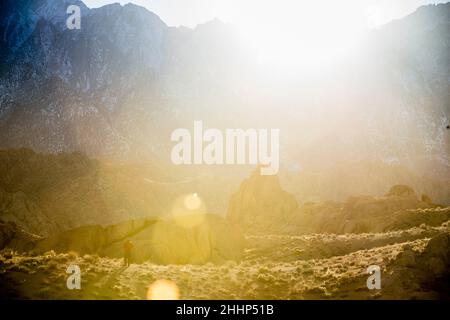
[218,0,376,68]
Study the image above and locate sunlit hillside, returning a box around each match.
[0,0,449,300]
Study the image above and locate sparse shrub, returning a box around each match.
[219,265,229,273]
[44,250,56,258]
[3,250,13,259]
[257,266,269,274]
[9,264,31,273]
[224,260,237,268]
[67,251,79,259]
[46,259,59,269]
[82,254,99,263]
[305,286,326,295]
[256,273,275,284]
[302,268,313,275]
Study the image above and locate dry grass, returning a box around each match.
[1,221,449,300]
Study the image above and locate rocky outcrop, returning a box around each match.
[228,173,449,235]
[386,185,417,198]
[0,149,192,236]
[35,218,156,255]
[33,215,245,264]
[292,185,448,234]
[0,220,42,251]
[0,220,16,249]
[0,186,59,236]
[102,214,245,264]
[0,0,246,156]
[227,169,298,233]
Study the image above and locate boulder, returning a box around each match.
[35,225,107,254]
[227,169,298,232]
[102,214,245,264]
[0,220,42,251]
[386,185,417,198]
[33,214,245,264]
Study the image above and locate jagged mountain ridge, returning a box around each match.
[0,1,449,179]
[0,0,245,156]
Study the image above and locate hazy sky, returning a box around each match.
[83,0,448,27]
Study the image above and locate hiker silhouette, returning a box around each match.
[123,240,134,266]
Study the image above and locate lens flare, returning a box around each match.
[184,193,201,210]
[146,279,180,300]
[171,193,207,228]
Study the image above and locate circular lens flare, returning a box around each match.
[171,193,207,228]
[184,193,201,210]
[146,279,180,300]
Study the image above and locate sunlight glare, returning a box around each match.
[171,193,207,228]
[219,0,367,68]
[146,279,180,300]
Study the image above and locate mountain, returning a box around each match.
[0,1,449,201]
[0,0,246,156]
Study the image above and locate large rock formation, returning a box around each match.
[0,220,42,251]
[0,149,197,236]
[32,214,245,264]
[291,185,449,234]
[228,170,449,235]
[0,186,59,236]
[102,214,245,264]
[227,169,298,232]
[386,185,417,198]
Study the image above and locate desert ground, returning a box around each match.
[1,220,449,300]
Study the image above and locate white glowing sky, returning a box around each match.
[83,0,447,28]
[82,0,448,67]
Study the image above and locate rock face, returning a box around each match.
[0,221,17,249]
[36,225,109,254]
[0,0,449,183]
[228,172,450,235]
[421,233,450,277]
[0,220,42,251]
[386,185,417,198]
[0,0,246,156]
[33,218,157,254]
[102,214,245,264]
[0,149,199,236]
[0,186,59,236]
[227,169,298,232]
[33,215,245,264]
[292,185,449,235]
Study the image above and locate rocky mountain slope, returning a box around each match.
[0,1,448,181]
[0,0,245,156]
[0,148,193,235]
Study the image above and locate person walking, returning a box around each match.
[123,240,134,266]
